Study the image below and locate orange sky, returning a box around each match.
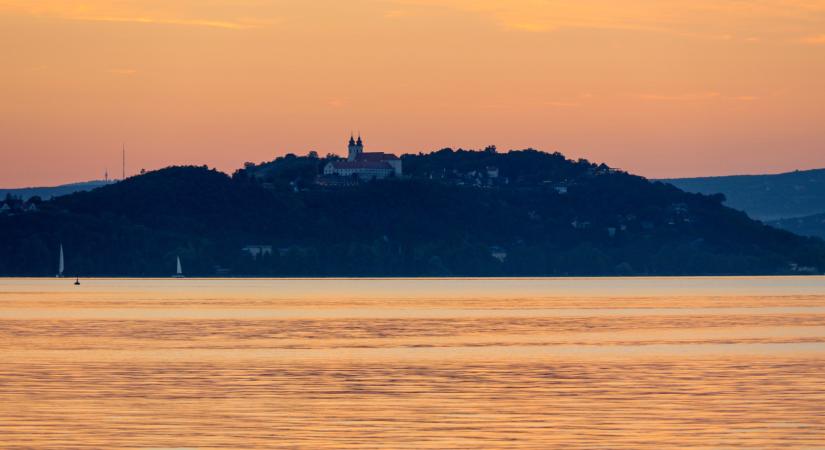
[1,0,824,187]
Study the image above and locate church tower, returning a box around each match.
[347,134,359,161]
[348,133,364,161]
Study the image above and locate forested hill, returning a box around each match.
[0,180,112,201]
[1,149,824,277]
[768,213,825,240]
[665,168,825,221]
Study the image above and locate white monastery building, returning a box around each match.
[323,135,402,180]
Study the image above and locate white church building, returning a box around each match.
[323,135,402,180]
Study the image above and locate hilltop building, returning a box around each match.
[323,135,402,180]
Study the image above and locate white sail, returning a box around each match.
[58,244,64,276]
[176,256,182,275]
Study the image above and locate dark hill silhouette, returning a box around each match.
[664,168,825,221]
[768,213,825,240]
[53,166,297,236]
[1,150,823,277]
[0,180,113,201]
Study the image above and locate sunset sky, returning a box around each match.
[1,0,824,187]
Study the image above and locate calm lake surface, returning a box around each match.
[1,277,824,448]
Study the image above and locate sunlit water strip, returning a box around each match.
[1,277,824,448]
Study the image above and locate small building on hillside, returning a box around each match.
[242,245,273,258]
[323,135,402,180]
[571,220,592,230]
[490,246,508,262]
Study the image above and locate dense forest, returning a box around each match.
[1,148,824,277]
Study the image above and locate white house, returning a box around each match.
[490,246,508,262]
[242,245,273,258]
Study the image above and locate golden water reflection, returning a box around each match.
[1,277,824,448]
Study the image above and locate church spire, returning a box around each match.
[347,133,360,161]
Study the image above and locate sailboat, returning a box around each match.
[173,256,185,278]
[56,244,65,278]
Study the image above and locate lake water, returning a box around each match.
[1,277,824,448]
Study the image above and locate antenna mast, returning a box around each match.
[122,143,126,180]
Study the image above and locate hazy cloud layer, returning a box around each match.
[0,0,823,185]
[394,0,825,41]
[0,0,279,29]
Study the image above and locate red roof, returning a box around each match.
[356,152,399,162]
[330,161,393,170]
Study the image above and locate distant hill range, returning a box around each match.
[664,168,825,221]
[0,180,113,201]
[767,213,825,240]
[665,168,825,239]
[2,148,823,277]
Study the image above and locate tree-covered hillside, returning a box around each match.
[1,149,823,277]
[0,180,113,201]
[665,168,825,221]
[769,213,825,240]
